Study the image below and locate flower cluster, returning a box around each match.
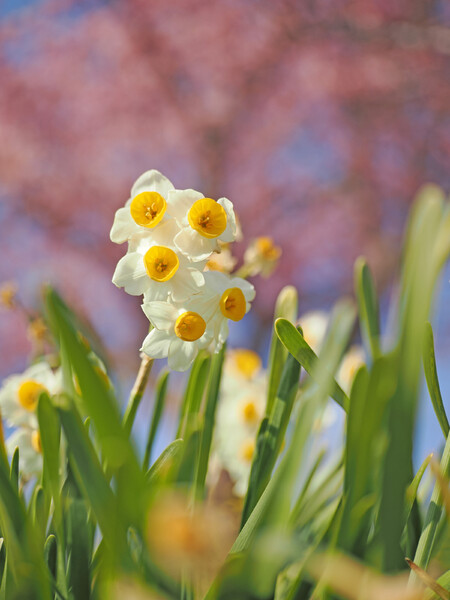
[0,361,62,478]
[110,170,255,371]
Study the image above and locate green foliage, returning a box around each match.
[0,186,449,600]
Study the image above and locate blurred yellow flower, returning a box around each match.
[146,492,234,583]
[243,236,282,277]
[0,281,17,310]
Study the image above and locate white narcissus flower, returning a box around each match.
[0,362,62,429]
[337,345,365,394]
[224,348,262,381]
[167,189,237,261]
[243,236,282,277]
[112,220,205,302]
[298,310,329,354]
[140,301,213,371]
[110,170,175,248]
[214,364,266,496]
[205,243,237,274]
[196,271,255,351]
[5,427,43,479]
[0,361,62,480]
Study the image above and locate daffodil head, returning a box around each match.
[255,236,281,261]
[17,381,47,412]
[174,311,206,342]
[188,198,227,239]
[0,281,17,310]
[219,287,246,321]
[143,246,180,282]
[230,349,262,379]
[130,191,167,228]
[244,236,282,277]
[239,438,255,463]
[240,397,261,425]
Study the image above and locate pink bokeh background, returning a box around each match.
[1,0,449,386]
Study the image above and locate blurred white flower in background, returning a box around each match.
[213,349,266,496]
[337,345,365,394]
[0,361,62,478]
[243,236,282,277]
[0,362,61,429]
[205,242,237,274]
[5,427,43,479]
[298,310,329,354]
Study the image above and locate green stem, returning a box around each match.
[123,354,153,436]
[142,370,169,471]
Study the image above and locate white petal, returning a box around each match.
[174,228,216,262]
[110,207,137,244]
[170,268,205,302]
[218,319,229,344]
[6,429,42,477]
[131,169,175,199]
[112,253,149,296]
[168,339,198,372]
[144,218,181,247]
[140,329,172,359]
[203,270,229,294]
[218,198,237,243]
[166,189,204,223]
[230,277,256,302]
[142,283,170,302]
[141,301,178,330]
[23,361,55,384]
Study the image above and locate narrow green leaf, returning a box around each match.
[267,286,298,416]
[354,257,380,359]
[55,395,130,568]
[241,352,301,526]
[402,453,433,558]
[32,486,48,541]
[45,288,146,527]
[289,447,327,526]
[44,534,57,582]
[67,500,91,600]
[176,428,201,486]
[292,459,343,530]
[10,448,19,491]
[411,431,450,577]
[423,322,449,439]
[0,448,50,598]
[195,345,226,498]
[275,318,349,410]
[146,439,184,484]
[0,540,5,591]
[143,370,169,471]
[37,393,61,504]
[381,189,450,573]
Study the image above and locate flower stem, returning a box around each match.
[123,353,153,436]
